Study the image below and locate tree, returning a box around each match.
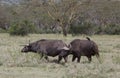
[42,0,91,36]
[0,4,11,30]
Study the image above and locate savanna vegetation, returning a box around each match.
[0,0,120,36]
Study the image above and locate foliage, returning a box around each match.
[0,0,120,36]
[0,28,7,33]
[41,0,89,36]
[70,22,120,35]
[9,20,36,36]
[104,24,120,35]
[70,22,97,36]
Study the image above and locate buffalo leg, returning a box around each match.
[87,56,92,63]
[72,55,76,62]
[40,53,44,60]
[43,51,49,62]
[77,56,81,63]
[96,54,102,63]
[58,56,62,63]
[63,56,68,63]
[44,56,49,62]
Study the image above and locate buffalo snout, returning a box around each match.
[21,46,30,53]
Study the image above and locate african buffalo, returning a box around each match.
[68,37,100,63]
[21,39,69,63]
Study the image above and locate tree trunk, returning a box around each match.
[57,20,69,37]
[62,27,67,36]
[62,24,69,37]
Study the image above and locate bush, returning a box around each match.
[104,24,120,35]
[9,20,36,36]
[70,22,97,36]
[0,28,7,33]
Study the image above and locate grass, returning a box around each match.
[0,33,120,78]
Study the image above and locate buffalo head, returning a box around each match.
[59,46,70,56]
[21,44,32,53]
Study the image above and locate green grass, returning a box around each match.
[0,33,120,78]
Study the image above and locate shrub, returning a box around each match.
[0,28,7,33]
[104,24,120,35]
[70,22,97,36]
[9,20,36,36]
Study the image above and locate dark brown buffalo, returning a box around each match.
[21,39,69,63]
[68,37,100,63]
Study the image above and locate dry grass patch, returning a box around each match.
[0,33,120,78]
